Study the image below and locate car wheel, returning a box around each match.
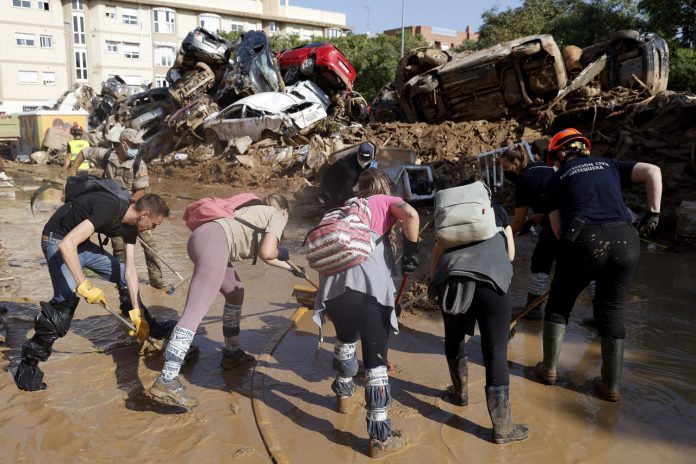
[300,56,316,76]
[284,66,301,85]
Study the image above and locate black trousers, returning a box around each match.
[325,289,391,370]
[441,284,512,387]
[545,221,640,339]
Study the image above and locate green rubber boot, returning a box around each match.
[594,338,624,402]
[535,321,566,385]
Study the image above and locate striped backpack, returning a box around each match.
[304,197,375,275]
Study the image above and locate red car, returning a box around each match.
[277,42,356,92]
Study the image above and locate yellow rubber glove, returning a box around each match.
[128,308,150,342]
[76,279,107,306]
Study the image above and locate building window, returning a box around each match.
[153,8,175,34]
[326,28,341,39]
[13,0,31,8]
[154,46,175,67]
[229,22,244,32]
[75,49,87,80]
[15,33,36,47]
[18,70,39,84]
[106,41,118,53]
[123,42,140,59]
[268,21,278,33]
[37,0,48,10]
[42,72,56,85]
[122,8,138,25]
[123,75,142,93]
[105,6,115,19]
[287,26,300,36]
[155,75,168,88]
[199,13,220,33]
[300,28,314,41]
[70,0,83,11]
[23,105,39,111]
[72,13,85,45]
[40,35,53,48]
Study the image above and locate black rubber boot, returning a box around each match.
[14,299,78,391]
[594,338,624,402]
[446,355,468,406]
[485,385,529,444]
[535,321,566,385]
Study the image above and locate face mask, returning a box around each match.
[504,170,519,183]
[126,147,139,159]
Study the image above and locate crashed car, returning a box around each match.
[400,34,567,123]
[167,94,219,135]
[215,30,283,107]
[115,88,175,124]
[168,62,216,104]
[202,81,328,149]
[89,76,132,129]
[277,42,356,93]
[580,30,669,94]
[177,27,230,69]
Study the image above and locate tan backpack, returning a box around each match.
[434,181,499,249]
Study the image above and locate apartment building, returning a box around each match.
[384,25,479,51]
[0,0,349,113]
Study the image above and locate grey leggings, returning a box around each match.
[177,222,244,332]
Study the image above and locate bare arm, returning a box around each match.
[510,206,528,235]
[58,219,95,287]
[429,241,444,279]
[258,232,292,270]
[503,226,515,261]
[123,243,140,306]
[549,210,562,240]
[389,201,419,242]
[68,150,87,176]
[631,162,662,213]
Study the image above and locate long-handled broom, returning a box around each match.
[508,291,550,340]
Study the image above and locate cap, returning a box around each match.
[119,128,144,145]
[357,142,375,161]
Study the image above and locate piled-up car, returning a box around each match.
[373,30,669,124]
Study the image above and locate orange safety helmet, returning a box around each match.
[546,128,591,164]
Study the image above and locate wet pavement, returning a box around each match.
[1,164,695,463]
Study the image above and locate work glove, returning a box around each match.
[76,279,107,306]
[277,246,290,262]
[289,265,306,279]
[637,211,660,238]
[128,308,150,342]
[401,238,420,276]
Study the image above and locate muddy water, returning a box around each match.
[2,165,696,463]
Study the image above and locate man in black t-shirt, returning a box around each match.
[15,192,172,392]
[320,142,376,210]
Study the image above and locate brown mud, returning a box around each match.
[1,164,695,463]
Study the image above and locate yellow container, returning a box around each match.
[17,110,88,157]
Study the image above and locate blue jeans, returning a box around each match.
[42,232,126,303]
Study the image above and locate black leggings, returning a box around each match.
[325,289,391,370]
[442,284,512,387]
[545,221,640,339]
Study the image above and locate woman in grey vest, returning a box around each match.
[429,178,529,444]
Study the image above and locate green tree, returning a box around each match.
[639,0,695,47]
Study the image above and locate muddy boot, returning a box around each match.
[446,355,468,406]
[594,338,624,402]
[149,376,198,408]
[14,359,46,391]
[220,347,255,370]
[368,430,410,459]
[535,321,566,385]
[336,393,360,414]
[485,385,529,444]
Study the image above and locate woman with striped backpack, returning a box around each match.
[311,169,421,459]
